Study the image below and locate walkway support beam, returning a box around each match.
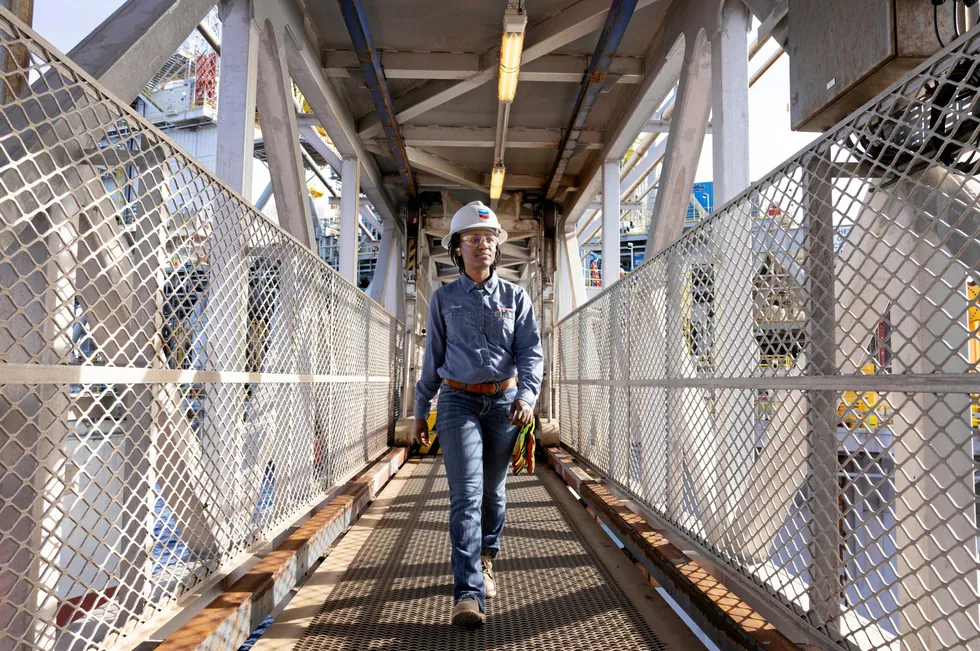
[337,0,417,196]
[545,0,638,199]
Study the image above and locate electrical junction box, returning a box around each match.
[789,0,957,131]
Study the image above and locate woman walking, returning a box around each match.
[413,200,543,628]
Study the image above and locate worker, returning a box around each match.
[413,200,543,628]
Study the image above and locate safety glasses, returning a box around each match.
[460,234,498,246]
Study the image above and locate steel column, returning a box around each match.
[368,225,394,303]
[601,159,621,289]
[557,227,587,319]
[339,156,361,282]
[711,0,750,206]
[803,156,843,632]
[216,0,258,196]
[383,233,403,319]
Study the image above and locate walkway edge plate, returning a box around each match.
[543,446,802,651]
[156,446,409,651]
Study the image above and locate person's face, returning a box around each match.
[457,229,498,272]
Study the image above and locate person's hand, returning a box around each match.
[414,418,430,447]
[509,400,533,427]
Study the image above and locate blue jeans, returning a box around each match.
[436,384,519,612]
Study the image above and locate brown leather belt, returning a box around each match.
[443,377,517,395]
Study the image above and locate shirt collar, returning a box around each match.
[459,271,498,294]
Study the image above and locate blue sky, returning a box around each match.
[34,0,122,52]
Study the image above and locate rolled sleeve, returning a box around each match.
[514,289,543,408]
[413,291,445,420]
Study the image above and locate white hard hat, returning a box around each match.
[441,201,509,250]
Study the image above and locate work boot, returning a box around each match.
[451,597,485,628]
[481,553,497,599]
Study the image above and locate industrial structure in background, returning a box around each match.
[1,0,979,650]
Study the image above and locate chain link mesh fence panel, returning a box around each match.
[556,29,980,651]
[0,11,402,651]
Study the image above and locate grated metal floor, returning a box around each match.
[293,458,669,651]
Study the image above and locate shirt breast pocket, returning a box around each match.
[446,306,480,346]
[491,310,515,346]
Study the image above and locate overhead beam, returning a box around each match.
[643,118,711,134]
[373,145,483,191]
[352,123,604,149]
[68,0,217,103]
[369,144,577,192]
[423,217,539,237]
[357,0,662,139]
[432,242,538,267]
[336,0,417,196]
[323,51,643,83]
[587,200,643,210]
[545,0,640,199]
[389,172,574,191]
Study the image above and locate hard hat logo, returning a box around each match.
[441,200,509,250]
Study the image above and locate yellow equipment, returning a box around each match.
[512,420,536,474]
[416,412,440,455]
[968,281,979,428]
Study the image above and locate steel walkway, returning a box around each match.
[249,458,704,651]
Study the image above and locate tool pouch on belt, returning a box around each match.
[511,419,536,474]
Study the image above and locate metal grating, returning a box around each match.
[295,458,668,651]
[0,9,402,651]
[556,26,980,651]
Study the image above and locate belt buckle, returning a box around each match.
[491,380,501,395]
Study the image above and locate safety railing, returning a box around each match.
[556,28,980,651]
[0,10,402,651]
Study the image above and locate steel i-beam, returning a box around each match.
[544,0,638,199]
[336,0,417,196]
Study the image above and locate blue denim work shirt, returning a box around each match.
[414,272,543,420]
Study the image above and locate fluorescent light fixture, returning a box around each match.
[490,164,506,199]
[497,9,526,102]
